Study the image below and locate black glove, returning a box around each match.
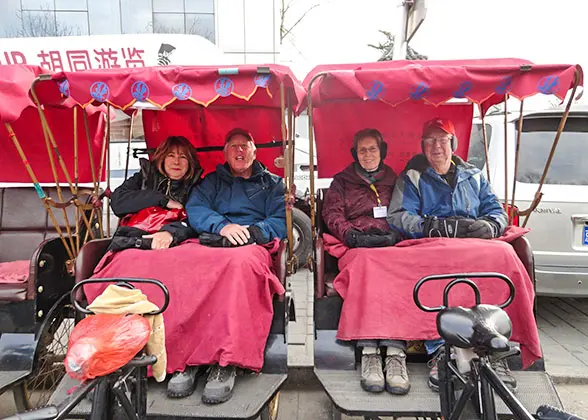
[109,236,153,252]
[199,227,268,248]
[248,225,269,244]
[344,228,401,248]
[422,216,476,238]
[465,218,499,239]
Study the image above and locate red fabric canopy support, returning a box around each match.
[43,65,306,112]
[1,106,106,183]
[303,59,583,178]
[0,64,108,184]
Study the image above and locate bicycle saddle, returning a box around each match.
[437,304,512,353]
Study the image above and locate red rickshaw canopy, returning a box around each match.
[37,65,306,176]
[0,64,106,184]
[302,59,583,178]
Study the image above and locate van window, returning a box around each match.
[467,123,492,170]
[516,117,588,185]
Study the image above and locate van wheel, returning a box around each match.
[291,208,312,269]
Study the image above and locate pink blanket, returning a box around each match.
[86,239,285,373]
[0,260,29,283]
[324,227,541,368]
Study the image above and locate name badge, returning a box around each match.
[373,206,388,219]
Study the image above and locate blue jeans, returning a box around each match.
[356,339,406,351]
[425,339,444,355]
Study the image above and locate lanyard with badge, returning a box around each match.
[370,184,387,218]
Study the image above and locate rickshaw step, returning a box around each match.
[49,372,286,419]
[0,371,29,394]
[316,363,562,418]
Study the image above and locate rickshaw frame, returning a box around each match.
[0,63,302,420]
[302,60,583,420]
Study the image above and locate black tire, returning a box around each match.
[291,207,312,269]
[259,391,280,420]
[13,297,74,412]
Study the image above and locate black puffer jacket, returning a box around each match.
[110,158,203,244]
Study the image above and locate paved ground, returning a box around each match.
[1,269,587,419]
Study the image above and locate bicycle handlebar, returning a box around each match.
[71,278,170,315]
[413,272,515,312]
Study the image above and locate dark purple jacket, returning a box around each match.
[322,163,398,242]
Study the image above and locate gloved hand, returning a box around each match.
[465,218,498,239]
[344,228,401,248]
[109,236,153,252]
[422,216,476,238]
[248,225,269,244]
[199,226,268,248]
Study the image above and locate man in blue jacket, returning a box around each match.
[386,118,514,391]
[185,128,286,404]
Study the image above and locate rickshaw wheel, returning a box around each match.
[13,297,74,412]
[259,391,280,420]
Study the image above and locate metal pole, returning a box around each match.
[393,1,410,60]
[479,107,491,182]
[503,94,509,210]
[511,99,525,225]
[124,110,136,181]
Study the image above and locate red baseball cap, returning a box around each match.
[225,128,255,144]
[422,118,456,138]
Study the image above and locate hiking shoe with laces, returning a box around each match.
[202,364,237,404]
[360,354,385,393]
[491,358,517,392]
[167,367,198,398]
[384,353,410,395]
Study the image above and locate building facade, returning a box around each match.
[0,0,281,65]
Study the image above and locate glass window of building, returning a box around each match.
[153,13,185,33]
[55,0,88,11]
[120,0,153,34]
[186,13,215,42]
[88,0,121,34]
[153,0,184,13]
[56,11,89,36]
[185,0,214,14]
[21,0,54,10]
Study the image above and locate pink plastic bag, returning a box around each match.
[65,313,151,381]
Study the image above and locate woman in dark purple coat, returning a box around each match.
[322,128,410,396]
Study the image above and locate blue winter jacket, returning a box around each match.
[387,154,507,239]
[186,160,286,242]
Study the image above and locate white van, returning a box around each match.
[469,107,588,296]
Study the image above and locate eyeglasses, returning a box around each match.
[357,146,379,155]
[422,136,451,146]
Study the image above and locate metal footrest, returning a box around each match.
[49,371,286,419]
[0,370,29,393]
[316,363,562,418]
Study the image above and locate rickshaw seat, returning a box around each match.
[437,304,512,352]
[0,187,76,301]
[313,188,535,299]
[315,188,341,299]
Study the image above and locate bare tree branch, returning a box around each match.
[7,7,77,38]
[369,29,427,61]
[280,1,320,44]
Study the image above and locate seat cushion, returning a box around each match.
[0,260,30,301]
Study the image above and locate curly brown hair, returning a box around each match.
[151,136,200,181]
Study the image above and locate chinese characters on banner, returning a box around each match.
[1,47,145,71]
